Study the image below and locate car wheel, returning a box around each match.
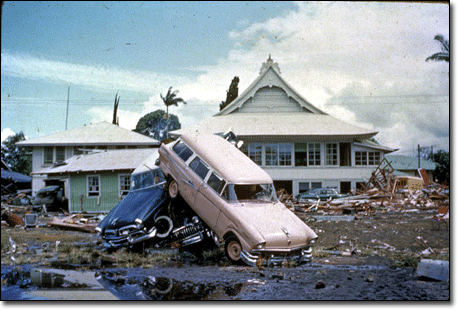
[167,179,179,199]
[225,236,242,264]
[155,215,173,238]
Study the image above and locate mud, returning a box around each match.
[1,209,451,300]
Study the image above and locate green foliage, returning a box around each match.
[1,131,32,175]
[160,86,187,118]
[426,34,449,63]
[134,109,181,141]
[220,76,240,111]
[432,150,449,184]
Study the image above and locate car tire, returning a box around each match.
[167,179,179,200]
[155,215,173,238]
[225,235,242,264]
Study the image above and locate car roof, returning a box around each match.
[179,133,272,184]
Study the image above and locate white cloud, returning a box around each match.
[1,52,191,95]
[1,128,16,142]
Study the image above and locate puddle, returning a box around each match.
[1,265,246,300]
[96,271,246,300]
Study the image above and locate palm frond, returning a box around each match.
[426,52,449,62]
[434,34,449,52]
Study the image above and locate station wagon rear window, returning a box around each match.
[189,157,209,180]
[172,141,193,162]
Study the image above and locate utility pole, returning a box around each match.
[417,144,421,168]
[65,86,70,130]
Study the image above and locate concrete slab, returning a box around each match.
[416,259,449,282]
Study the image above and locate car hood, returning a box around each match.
[97,185,168,231]
[232,202,318,249]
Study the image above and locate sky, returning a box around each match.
[1,1,450,157]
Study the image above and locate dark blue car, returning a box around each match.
[96,152,214,251]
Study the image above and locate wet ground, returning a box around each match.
[1,209,451,301]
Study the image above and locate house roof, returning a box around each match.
[33,148,156,175]
[216,55,326,116]
[16,122,159,147]
[172,112,379,140]
[385,155,437,171]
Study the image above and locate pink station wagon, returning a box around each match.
[157,133,318,266]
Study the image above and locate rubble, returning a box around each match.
[48,214,99,233]
[286,162,449,219]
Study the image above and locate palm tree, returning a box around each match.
[426,34,449,63]
[160,86,187,119]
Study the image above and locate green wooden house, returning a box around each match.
[37,148,156,213]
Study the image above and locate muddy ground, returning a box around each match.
[1,208,451,301]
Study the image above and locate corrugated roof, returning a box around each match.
[385,155,437,171]
[34,148,157,175]
[173,113,378,139]
[17,122,159,146]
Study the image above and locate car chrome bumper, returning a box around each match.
[241,246,313,267]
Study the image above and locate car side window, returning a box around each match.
[207,172,225,194]
[189,157,209,180]
[172,141,193,162]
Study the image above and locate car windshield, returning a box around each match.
[223,183,278,203]
[131,168,166,191]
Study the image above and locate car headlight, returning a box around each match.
[256,242,265,249]
[135,218,143,229]
[309,238,317,245]
[121,229,129,236]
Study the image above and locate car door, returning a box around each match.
[187,156,220,228]
[194,171,225,229]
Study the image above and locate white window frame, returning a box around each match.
[87,175,100,198]
[308,143,321,166]
[248,143,263,166]
[325,143,339,166]
[119,174,131,198]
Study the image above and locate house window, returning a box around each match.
[55,147,66,163]
[44,147,54,164]
[87,175,100,197]
[279,144,292,166]
[308,143,321,166]
[355,151,380,166]
[119,174,131,197]
[368,152,381,165]
[265,144,278,166]
[355,151,367,166]
[298,182,310,194]
[294,143,308,167]
[248,143,263,165]
[298,182,322,194]
[265,143,292,166]
[325,143,338,166]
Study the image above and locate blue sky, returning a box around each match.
[1,1,449,156]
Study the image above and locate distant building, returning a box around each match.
[173,56,397,195]
[385,154,437,182]
[16,122,159,202]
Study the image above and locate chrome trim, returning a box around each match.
[241,245,314,266]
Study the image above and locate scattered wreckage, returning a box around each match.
[157,133,318,266]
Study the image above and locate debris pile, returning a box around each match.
[286,163,449,216]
